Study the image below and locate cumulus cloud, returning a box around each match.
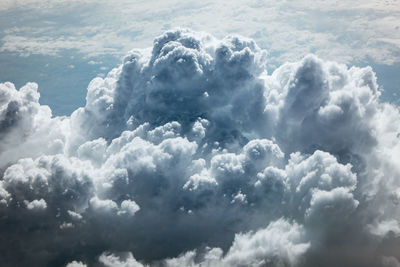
[0,29,400,266]
[0,82,67,169]
[99,219,309,267]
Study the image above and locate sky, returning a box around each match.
[1,1,400,267]
[0,0,399,115]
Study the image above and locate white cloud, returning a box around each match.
[24,198,47,210]
[99,219,309,267]
[0,82,67,169]
[1,0,399,65]
[220,219,309,267]
[0,29,400,267]
[99,252,145,267]
[66,261,87,267]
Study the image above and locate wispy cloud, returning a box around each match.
[1,0,399,65]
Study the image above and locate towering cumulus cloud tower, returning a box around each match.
[1,29,400,267]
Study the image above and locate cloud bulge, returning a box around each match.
[1,29,400,267]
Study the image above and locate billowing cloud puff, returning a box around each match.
[0,82,67,169]
[1,29,400,267]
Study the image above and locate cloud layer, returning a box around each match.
[2,0,400,65]
[1,29,400,267]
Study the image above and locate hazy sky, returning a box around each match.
[0,0,399,115]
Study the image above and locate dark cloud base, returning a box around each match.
[0,29,400,267]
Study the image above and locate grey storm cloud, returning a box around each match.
[1,29,400,267]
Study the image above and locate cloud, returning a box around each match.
[1,0,400,66]
[0,82,67,169]
[99,219,309,267]
[1,29,400,266]
[24,198,47,210]
[66,261,87,267]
